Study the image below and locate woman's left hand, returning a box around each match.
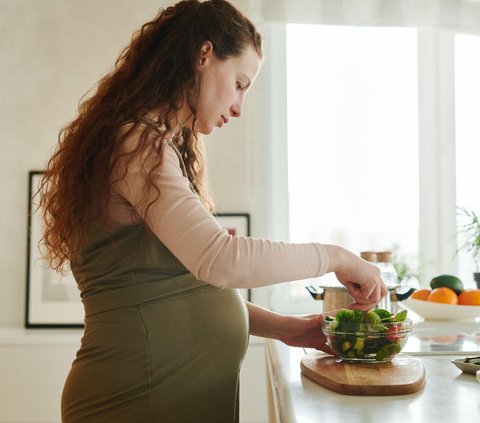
[246,302,334,355]
[277,313,334,355]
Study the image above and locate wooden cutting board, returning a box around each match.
[301,351,425,396]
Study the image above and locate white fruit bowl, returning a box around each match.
[401,298,480,320]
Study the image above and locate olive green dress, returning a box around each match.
[61,149,249,423]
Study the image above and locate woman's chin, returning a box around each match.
[197,125,216,135]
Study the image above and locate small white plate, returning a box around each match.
[451,358,480,374]
[402,298,480,320]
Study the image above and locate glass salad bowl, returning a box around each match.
[322,309,413,362]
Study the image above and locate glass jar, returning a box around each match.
[376,251,399,288]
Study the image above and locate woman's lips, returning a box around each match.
[219,115,229,127]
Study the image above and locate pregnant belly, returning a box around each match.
[62,285,248,421]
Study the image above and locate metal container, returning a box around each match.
[306,283,414,314]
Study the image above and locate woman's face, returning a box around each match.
[190,42,261,135]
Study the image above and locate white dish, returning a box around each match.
[401,298,480,320]
[451,358,480,375]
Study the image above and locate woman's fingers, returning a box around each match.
[345,280,379,304]
[349,301,378,311]
[318,341,335,355]
[340,278,388,311]
[331,246,391,311]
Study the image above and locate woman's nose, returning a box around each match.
[230,101,243,118]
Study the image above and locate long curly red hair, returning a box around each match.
[39,0,262,271]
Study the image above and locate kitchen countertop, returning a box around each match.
[265,319,480,423]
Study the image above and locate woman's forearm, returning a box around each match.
[245,300,333,353]
[245,301,285,339]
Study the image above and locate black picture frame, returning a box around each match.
[213,213,252,302]
[25,171,84,328]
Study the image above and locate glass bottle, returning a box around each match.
[375,251,399,288]
[360,251,377,264]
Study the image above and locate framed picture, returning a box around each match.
[214,213,252,301]
[25,171,84,328]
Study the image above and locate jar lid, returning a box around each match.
[360,251,377,262]
[376,251,393,263]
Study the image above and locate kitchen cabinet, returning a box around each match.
[0,328,81,423]
[0,329,268,423]
[265,319,480,423]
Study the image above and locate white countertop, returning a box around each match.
[265,320,480,423]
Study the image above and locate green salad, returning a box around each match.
[323,309,411,361]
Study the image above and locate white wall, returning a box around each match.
[0,0,270,328]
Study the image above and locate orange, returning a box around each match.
[458,289,480,306]
[411,289,431,301]
[429,335,458,345]
[427,287,458,304]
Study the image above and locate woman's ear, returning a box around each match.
[199,41,214,67]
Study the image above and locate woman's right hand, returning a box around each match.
[325,245,388,310]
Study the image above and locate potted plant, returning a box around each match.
[457,206,480,288]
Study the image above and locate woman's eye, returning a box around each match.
[236,82,243,90]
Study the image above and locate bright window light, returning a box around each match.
[284,24,419,306]
[455,33,480,284]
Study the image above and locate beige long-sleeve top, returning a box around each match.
[109,126,329,289]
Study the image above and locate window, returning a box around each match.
[287,25,418,251]
[265,24,480,313]
[274,24,419,313]
[455,33,480,284]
